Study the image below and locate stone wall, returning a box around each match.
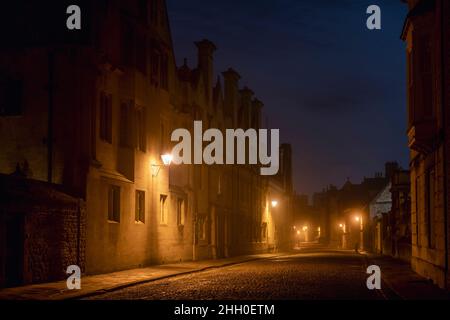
[0,174,85,287]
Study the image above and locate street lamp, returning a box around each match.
[271,200,278,208]
[151,153,173,177]
[161,153,173,166]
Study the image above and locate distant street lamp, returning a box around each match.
[302,226,308,232]
[271,200,278,208]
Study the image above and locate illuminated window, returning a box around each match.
[108,185,120,222]
[135,190,145,223]
[160,194,168,224]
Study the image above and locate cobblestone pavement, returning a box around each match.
[87,248,391,300]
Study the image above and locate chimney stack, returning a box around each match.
[195,39,216,105]
[222,68,241,126]
[239,87,254,129]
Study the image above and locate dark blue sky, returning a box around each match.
[167,0,409,197]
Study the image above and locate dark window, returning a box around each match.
[426,169,436,248]
[100,92,112,143]
[139,0,148,22]
[150,0,158,25]
[407,50,414,126]
[415,176,420,247]
[177,198,185,226]
[108,185,120,222]
[160,194,168,224]
[120,101,134,148]
[135,106,146,152]
[0,78,22,116]
[121,20,134,67]
[135,190,145,223]
[150,41,160,86]
[198,216,206,241]
[136,32,147,74]
[160,53,168,90]
[418,35,433,117]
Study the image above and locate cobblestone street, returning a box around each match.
[87,248,395,300]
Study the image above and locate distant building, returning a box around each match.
[313,162,397,250]
[369,170,411,262]
[401,0,450,289]
[369,182,392,254]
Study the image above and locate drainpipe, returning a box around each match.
[440,0,449,288]
[47,51,54,183]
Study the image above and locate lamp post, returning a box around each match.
[270,200,279,250]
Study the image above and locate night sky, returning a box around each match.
[167,0,408,198]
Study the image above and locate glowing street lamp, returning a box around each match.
[339,223,343,228]
[302,226,308,232]
[151,153,173,177]
[161,153,173,166]
[271,200,278,208]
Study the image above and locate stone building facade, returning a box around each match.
[401,0,450,289]
[0,1,293,286]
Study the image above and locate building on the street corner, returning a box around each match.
[313,162,397,251]
[401,0,450,289]
[0,1,293,287]
[369,169,411,262]
[369,181,392,254]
